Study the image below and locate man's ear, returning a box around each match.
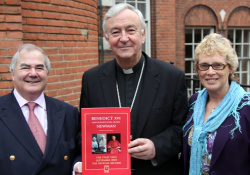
[11,71,15,81]
[141,29,146,44]
[104,34,111,49]
[104,34,109,42]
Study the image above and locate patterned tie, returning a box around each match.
[27,102,46,154]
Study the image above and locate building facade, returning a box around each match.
[100,0,250,96]
[0,0,249,106]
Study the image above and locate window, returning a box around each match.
[185,27,214,97]
[115,0,151,56]
[228,28,250,91]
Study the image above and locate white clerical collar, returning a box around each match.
[122,68,134,74]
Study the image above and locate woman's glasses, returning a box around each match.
[198,63,228,71]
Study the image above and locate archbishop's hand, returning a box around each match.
[128,138,156,160]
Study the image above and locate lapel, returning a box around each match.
[101,55,160,138]
[0,93,43,162]
[34,95,66,173]
[135,54,160,138]
[101,59,119,107]
[210,116,235,168]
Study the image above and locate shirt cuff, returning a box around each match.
[151,159,158,166]
[72,162,82,175]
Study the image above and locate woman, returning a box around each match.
[92,137,98,153]
[183,33,250,175]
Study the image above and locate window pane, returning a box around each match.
[138,0,146,2]
[194,44,198,51]
[235,45,242,57]
[242,73,247,85]
[137,3,146,17]
[194,77,201,89]
[185,61,191,73]
[185,45,192,58]
[244,30,250,43]
[236,30,242,43]
[186,75,191,88]
[128,2,135,7]
[194,29,201,43]
[243,45,249,57]
[185,29,192,43]
[241,59,248,84]
[204,29,210,38]
[241,59,248,71]
[142,42,146,52]
[228,30,234,43]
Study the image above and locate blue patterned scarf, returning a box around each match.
[183,81,250,175]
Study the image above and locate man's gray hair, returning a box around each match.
[10,43,51,73]
[102,3,146,37]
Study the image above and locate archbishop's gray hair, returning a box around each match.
[9,43,51,73]
[102,3,146,37]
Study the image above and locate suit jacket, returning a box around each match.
[0,92,81,175]
[80,52,188,175]
[183,93,250,175]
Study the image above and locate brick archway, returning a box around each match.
[228,6,250,27]
[185,5,218,27]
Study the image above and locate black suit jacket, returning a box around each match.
[0,92,81,175]
[80,52,188,175]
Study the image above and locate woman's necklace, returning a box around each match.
[210,107,215,114]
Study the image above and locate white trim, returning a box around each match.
[219,9,226,23]
[102,0,114,6]
[103,37,110,50]
[145,0,151,56]
[228,28,250,91]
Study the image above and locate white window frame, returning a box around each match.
[228,28,250,92]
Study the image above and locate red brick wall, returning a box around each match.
[151,0,177,65]
[0,0,23,95]
[0,0,99,107]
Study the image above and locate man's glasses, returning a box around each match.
[198,63,228,71]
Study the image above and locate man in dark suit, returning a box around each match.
[0,44,81,175]
[80,3,188,175]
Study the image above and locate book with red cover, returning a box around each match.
[81,107,131,175]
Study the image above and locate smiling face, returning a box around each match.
[12,49,48,101]
[105,9,145,68]
[198,52,233,96]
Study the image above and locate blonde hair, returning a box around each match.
[194,33,238,81]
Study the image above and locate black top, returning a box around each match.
[115,55,145,139]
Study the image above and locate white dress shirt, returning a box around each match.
[13,89,48,135]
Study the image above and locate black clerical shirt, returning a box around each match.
[115,55,145,139]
